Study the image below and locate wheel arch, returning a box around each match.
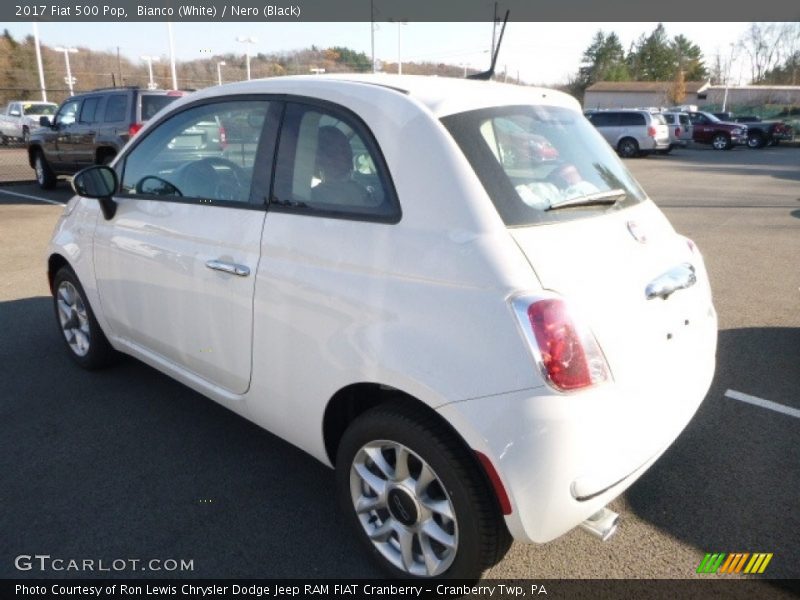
[47,253,71,294]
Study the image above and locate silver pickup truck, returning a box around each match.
[0,101,58,144]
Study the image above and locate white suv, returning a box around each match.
[49,75,717,579]
[585,109,671,157]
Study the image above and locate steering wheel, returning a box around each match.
[179,157,248,201]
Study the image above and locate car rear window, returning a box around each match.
[442,105,647,227]
[652,114,667,126]
[141,94,180,121]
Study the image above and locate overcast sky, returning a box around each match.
[2,21,756,85]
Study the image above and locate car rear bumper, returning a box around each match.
[438,310,717,544]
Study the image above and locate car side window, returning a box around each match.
[79,97,101,124]
[619,113,644,127]
[679,115,690,126]
[104,95,128,123]
[272,102,399,221]
[55,99,81,126]
[120,99,270,205]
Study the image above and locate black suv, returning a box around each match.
[28,87,185,189]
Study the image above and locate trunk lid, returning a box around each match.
[510,201,714,391]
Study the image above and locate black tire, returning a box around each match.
[617,137,639,158]
[747,132,766,149]
[336,404,511,580]
[52,266,116,370]
[34,150,57,189]
[711,133,732,151]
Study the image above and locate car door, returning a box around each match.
[688,113,711,142]
[93,97,279,394]
[72,95,103,165]
[49,98,82,169]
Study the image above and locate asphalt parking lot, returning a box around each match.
[0,145,798,583]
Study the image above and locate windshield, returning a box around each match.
[441,105,647,226]
[23,103,56,116]
[703,112,721,123]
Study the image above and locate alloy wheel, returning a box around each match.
[349,440,458,577]
[56,281,91,357]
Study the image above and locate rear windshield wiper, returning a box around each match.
[545,189,627,211]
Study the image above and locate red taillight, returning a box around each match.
[516,297,609,391]
[219,126,227,150]
[647,125,657,137]
[675,126,681,137]
[128,123,143,137]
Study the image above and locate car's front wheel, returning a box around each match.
[336,404,510,580]
[746,131,765,148]
[53,266,116,369]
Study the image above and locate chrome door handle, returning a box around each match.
[205,259,250,277]
[645,263,696,300]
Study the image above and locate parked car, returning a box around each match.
[50,75,716,580]
[685,111,747,150]
[0,100,57,144]
[584,109,671,157]
[28,87,185,189]
[660,111,693,149]
[713,113,793,148]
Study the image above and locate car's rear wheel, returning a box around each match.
[53,266,116,369]
[22,126,30,144]
[34,150,57,189]
[336,404,510,580]
[711,133,731,150]
[746,132,765,148]
[617,137,639,158]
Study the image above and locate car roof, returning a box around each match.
[177,74,581,118]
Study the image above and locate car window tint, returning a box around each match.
[56,99,81,126]
[104,95,128,122]
[619,112,645,126]
[79,97,100,123]
[121,99,270,205]
[272,102,398,221]
[663,114,675,124]
[679,115,690,126]
[587,112,618,127]
[141,94,179,121]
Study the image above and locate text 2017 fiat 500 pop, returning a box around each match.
[49,75,716,579]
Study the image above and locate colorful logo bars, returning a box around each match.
[697,553,773,574]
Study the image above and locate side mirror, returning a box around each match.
[72,165,118,220]
[39,116,52,127]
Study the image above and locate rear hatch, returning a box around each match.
[441,103,715,393]
[509,201,714,392]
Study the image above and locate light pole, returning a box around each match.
[722,42,736,112]
[32,23,47,101]
[217,60,226,85]
[389,20,407,75]
[237,36,257,80]
[140,55,160,90]
[54,46,78,96]
[166,23,178,90]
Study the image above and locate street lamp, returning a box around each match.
[389,20,407,75]
[140,55,160,90]
[236,36,257,80]
[54,46,78,96]
[217,60,226,86]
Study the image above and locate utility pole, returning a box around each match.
[167,22,178,90]
[54,46,78,96]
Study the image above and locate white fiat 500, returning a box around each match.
[49,75,716,579]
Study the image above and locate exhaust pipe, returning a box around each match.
[580,507,619,541]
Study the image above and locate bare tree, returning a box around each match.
[739,22,793,83]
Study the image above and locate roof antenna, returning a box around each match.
[468,9,509,81]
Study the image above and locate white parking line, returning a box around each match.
[0,188,66,206]
[724,389,800,420]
